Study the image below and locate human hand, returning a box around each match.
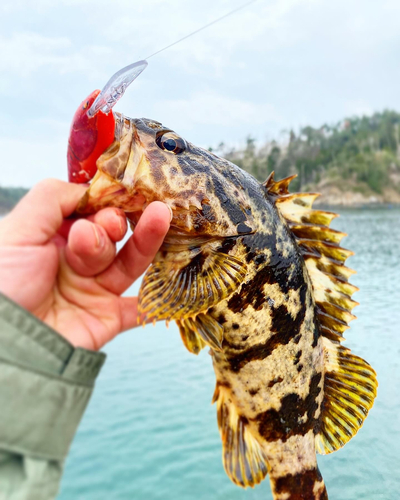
[0,179,171,350]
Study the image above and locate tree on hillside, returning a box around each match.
[215,110,400,195]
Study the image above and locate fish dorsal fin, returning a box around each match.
[266,172,378,452]
[177,313,223,354]
[213,383,268,488]
[316,337,378,454]
[265,172,358,343]
[263,171,297,195]
[138,244,247,322]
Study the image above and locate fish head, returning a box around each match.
[77,114,255,238]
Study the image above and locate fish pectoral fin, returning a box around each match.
[316,337,378,455]
[138,247,247,322]
[214,384,268,488]
[177,313,223,354]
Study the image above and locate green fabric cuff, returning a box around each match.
[0,293,106,460]
[0,293,105,383]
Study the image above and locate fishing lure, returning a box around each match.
[67,61,147,182]
[67,0,256,183]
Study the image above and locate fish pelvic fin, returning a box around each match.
[315,337,378,454]
[176,316,207,354]
[177,313,223,354]
[213,383,268,488]
[269,466,328,500]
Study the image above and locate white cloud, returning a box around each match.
[0,135,68,187]
[344,100,374,118]
[103,0,320,76]
[155,89,283,129]
[2,0,400,187]
[0,33,71,76]
[1,0,167,10]
[0,32,112,78]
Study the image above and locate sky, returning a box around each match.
[2,0,400,187]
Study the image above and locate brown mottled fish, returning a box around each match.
[77,113,378,499]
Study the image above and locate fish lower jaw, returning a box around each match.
[76,170,148,214]
[76,170,202,237]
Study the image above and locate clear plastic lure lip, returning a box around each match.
[87,59,148,118]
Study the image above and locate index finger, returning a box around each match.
[96,201,171,295]
[0,179,87,246]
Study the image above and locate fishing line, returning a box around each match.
[144,0,257,60]
[89,0,257,117]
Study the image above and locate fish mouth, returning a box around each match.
[76,167,198,240]
[76,113,150,217]
[76,169,147,215]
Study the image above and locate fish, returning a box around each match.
[74,111,378,500]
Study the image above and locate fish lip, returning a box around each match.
[76,118,167,217]
[75,169,148,215]
[75,128,155,217]
[113,112,127,141]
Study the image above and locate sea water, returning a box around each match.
[59,208,400,500]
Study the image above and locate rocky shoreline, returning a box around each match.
[307,179,400,208]
[313,190,400,208]
[1,181,400,215]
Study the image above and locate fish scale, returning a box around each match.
[75,115,377,500]
[208,214,326,496]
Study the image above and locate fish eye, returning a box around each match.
[156,131,186,154]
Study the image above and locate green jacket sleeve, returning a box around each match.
[0,293,106,500]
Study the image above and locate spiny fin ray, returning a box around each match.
[177,313,224,354]
[266,172,377,454]
[177,317,207,354]
[263,172,297,195]
[265,172,360,344]
[139,246,247,322]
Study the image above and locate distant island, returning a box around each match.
[2,110,400,213]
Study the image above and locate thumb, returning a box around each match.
[0,179,88,246]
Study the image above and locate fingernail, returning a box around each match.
[118,215,126,235]
[92,226,104,248]
[166,204,173,222]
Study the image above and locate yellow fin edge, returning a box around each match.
[213,383,268,488]
[316,337,378,454]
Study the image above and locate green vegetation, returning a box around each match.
[0,187,28,214]
[211,110,400,197]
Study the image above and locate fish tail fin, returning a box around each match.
[269,465,328,500]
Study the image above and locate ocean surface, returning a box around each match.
[58,208,400,500]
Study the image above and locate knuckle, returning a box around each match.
[32,178,63,196]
